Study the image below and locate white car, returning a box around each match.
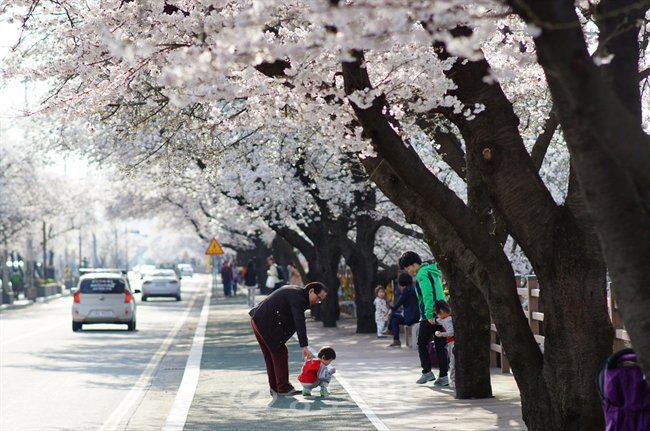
[141,269,181,301]
[137,264,156,279]
[177,264,194,277]
[72,270,139,331]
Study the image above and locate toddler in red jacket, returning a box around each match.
[298,346,336,396]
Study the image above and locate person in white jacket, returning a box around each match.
[373,286,390,338]
[434,300,455,388]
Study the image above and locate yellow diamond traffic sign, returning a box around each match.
[205,238,224,255]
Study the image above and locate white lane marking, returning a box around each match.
[162,287,211,430]
[302,342,389,430]
[0,321,68,347]
[99,286,204,431]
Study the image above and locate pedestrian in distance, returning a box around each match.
[387,272,420,348]
[220,260,233,297]
[266,256,286,292]
[231,259,240,296]
[249,282,328,396]
[398,250,449,386]
[288,260,302,287]
[374,286,390,338]
[434,300,455,388]
[244,259,258,308]
[297,346,337,397]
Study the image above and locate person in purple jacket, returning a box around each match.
[387,272,420,348]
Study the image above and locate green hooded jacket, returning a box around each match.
[414,262,444,321]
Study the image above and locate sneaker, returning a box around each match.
[416,371,436,384]
[320,389,330,397]
[433,376,449,386]
[449,381,456,388]
[277,387,300,396]
[270,389,278,396]
[388,340,401,348]
[377,334,387,338]
[302,389,312,396]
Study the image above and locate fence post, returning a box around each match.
[527,275,539,335]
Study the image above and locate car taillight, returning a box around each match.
[169,280,178,284]
[124,289,132,303]
[73,289,80,303]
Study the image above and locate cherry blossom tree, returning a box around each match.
[5,0,650,429]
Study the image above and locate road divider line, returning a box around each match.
[304,343,389,431]
[99,284,206,431]
[162,284,212,430]
[0,321,69,347]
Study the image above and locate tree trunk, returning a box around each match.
[345,248,378,333]
[307,244,341,327]
[435,246,493,399]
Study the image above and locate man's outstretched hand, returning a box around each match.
[302,346,312,361]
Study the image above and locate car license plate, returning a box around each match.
[89,310,115,317]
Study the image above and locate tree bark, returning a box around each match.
[508,0,650,381]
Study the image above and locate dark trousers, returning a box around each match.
[250,318,292,392]
[223,279,232,297]
[390,313,407,340]
[417,319,448,376]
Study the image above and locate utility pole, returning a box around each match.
[79,228,82,271]
[2,241,11,303]
[114,228,118,268]
[125,225,128,272]
[42,221,47,280]
[27,236,33,298]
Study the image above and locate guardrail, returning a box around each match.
[490,276,628,373]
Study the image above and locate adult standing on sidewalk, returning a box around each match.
[249,282,328,396]
[398,251,449,386]
[220,261,233,297]
[244,260,258,308]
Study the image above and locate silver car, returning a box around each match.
[177,264,194,277]
[141,269,181,301]
[72,270,139,331]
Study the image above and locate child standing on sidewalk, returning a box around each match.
[298,346,337,396]
[434,300,455,388]
[374,286,390,338]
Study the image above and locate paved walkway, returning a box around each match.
[184,288,526,431]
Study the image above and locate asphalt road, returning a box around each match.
[1,274,208,431]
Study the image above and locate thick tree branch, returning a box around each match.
[508,0,650,190]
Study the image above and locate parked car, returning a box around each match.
[177,264,194,277]
[141,269,181,301]
[71,269,140,331]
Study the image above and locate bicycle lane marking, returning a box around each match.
[98,284,205,431]
[304,341,390,431]
[161,287,211,431]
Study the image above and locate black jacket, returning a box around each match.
[249,286,310,351]
[244,268,257,286]
[391,285,419,325]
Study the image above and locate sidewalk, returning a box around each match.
[0,290,69,311]
[185,290,526,431]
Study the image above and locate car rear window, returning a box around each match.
[79,278,125,294]
[150,270,176,277]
